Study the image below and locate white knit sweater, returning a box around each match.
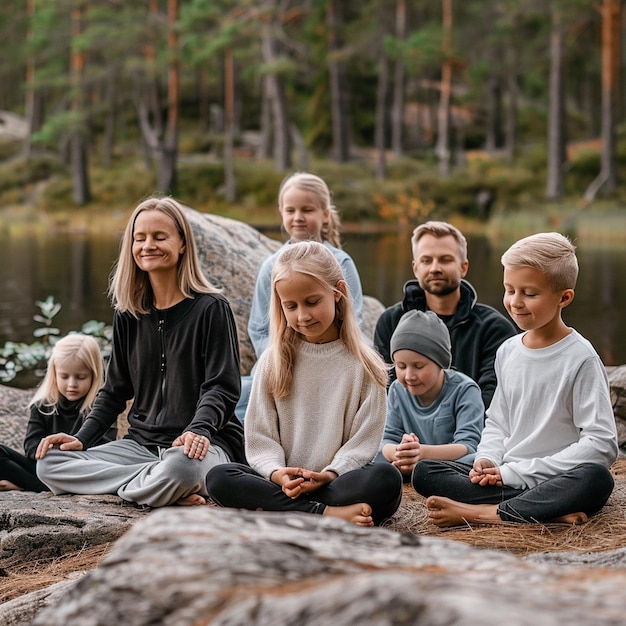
[245,339,387,479]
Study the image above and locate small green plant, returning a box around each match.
[0,296,112,384]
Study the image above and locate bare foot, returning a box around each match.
[323,502,374,526]
[550,512,588,525]
[426,496,501,527]
[0,480,22,491]
[175,494,207,506]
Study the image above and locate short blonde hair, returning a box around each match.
[501,232,578,291]
[110,196,219,316]
[29,334,104,416]
[411,221,467,261]
[278,172,343,249]
[265,241,387,397]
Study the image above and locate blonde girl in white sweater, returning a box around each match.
[207,241,402,526]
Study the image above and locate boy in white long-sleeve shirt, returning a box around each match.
[413,232,618,526]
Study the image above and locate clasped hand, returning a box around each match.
[392,432,420,475]
[271,467,337,499]
[469,458,503,487]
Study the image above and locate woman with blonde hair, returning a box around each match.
[208,241,402,526]
[36,196,244,507]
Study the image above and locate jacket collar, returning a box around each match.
[401,279,478,323]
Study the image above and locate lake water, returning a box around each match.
[1,227,625,368]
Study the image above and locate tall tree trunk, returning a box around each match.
[546,3,566,201]
[375,53,389,180]
[102,67,117,169]
[261,13,291,171]
[157,0,179,194]
[257,75,272,159]
[435,0,453,176]
[584,0,621,201]
[223,47,235,202]
[504,71,519,162]
[70,3,91,205]
[485,75,502,154]
[391,0,407,157]
[143,0,163,168]
[23,0,44,158]
[327,0,350,163]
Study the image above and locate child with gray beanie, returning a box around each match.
[379,310,485,479]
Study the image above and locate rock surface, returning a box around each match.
[608,366,626,446]
[18,507,626,625]
[0,491,148,564]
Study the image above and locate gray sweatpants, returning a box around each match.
[36,438,229,508]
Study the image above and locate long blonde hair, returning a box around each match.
[110,196,219,316]
[29,334,104,416]
[278,172,343,248]
[265,241,386,397]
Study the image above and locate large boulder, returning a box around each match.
[184,209,281,374]
[19,506,626,626]
[0,492,147,563]
[608,365,626,446]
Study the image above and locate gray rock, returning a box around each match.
[0,386,31,453]
[0,491,148,563]
[608,365,626,446]
[184,209,281,374]
[29,507,626,626]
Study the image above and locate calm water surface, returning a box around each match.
[1,227,624,367]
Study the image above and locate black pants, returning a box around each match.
[0,444,49,492]
[412,459,614,523]
[206,462,403,526]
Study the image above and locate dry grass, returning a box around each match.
[384,459,626,556]
[0,543,112,604]
[1,461,625,605]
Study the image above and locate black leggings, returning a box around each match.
[412,459,614,523]
[206,462,403,526]
[0,444,49,492]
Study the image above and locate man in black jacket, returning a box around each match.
[374,221,516,408]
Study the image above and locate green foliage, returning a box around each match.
[0,154,63,196]
[0,296,112,385]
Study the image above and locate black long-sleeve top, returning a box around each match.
[23,396,116,459]
[74,293,245,463]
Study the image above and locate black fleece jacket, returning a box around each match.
[75,293,245,463]
[374,279,517,408]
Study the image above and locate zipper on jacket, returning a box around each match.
[158,317,166,409]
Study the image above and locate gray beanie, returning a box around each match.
[390,310,452,369]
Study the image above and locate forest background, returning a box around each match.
[0,0,625,235]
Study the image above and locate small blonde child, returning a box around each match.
[208,241,402,526]
[379,310,484,479]
[0,334,113,492]
[238,171,365,422]
[247,172,364,358]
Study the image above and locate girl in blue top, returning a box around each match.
[248,171,364,357]
[380,310,484,480]
[238,172,365,421]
